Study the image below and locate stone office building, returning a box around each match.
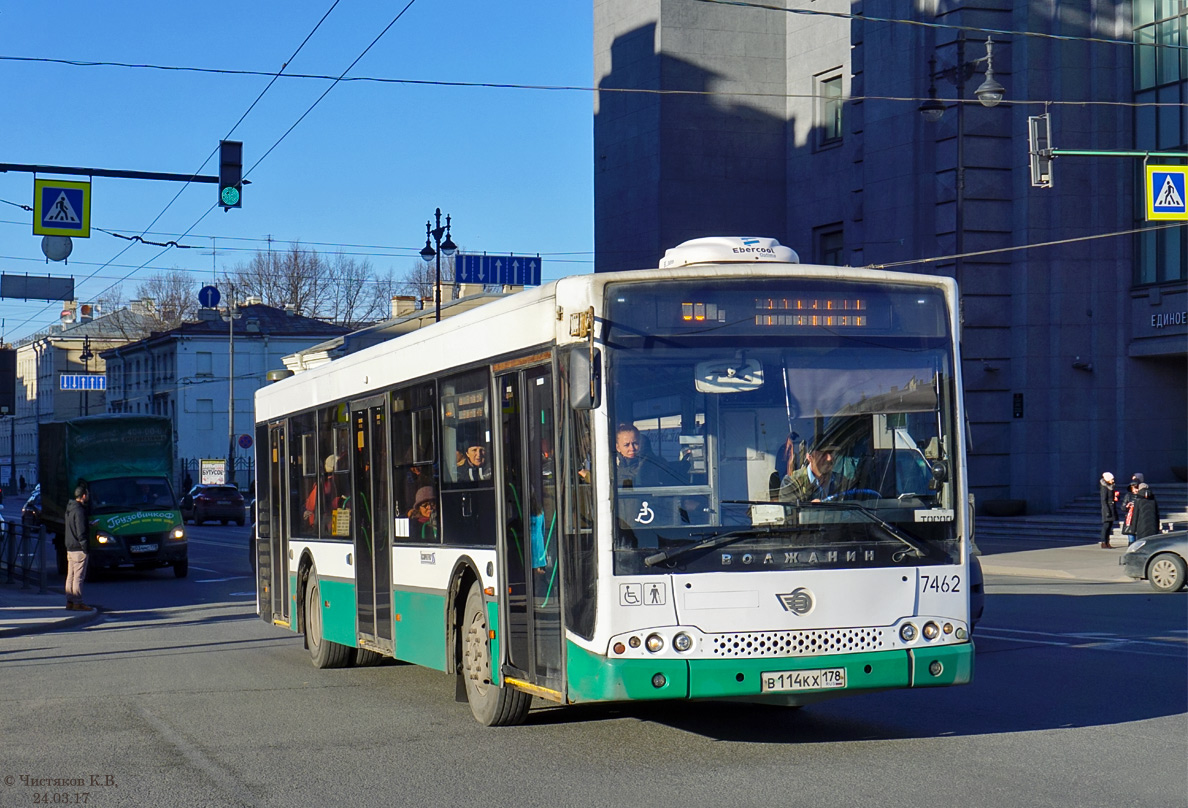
[593,0,1187,512]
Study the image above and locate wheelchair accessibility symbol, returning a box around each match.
[635,501,655,524]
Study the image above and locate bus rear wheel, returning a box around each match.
[462,581,530,726]
[305,569,352,669]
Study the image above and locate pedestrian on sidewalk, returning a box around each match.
[64,485,91,611]
[1131,483,1161,542]
[1099,471,1117,548]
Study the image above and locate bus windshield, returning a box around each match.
[604,278,960,575]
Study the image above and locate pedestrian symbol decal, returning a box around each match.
[1146,166,1188,221]
[1156,176,1184,208]
[45,191,81,224]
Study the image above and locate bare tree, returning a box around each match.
[323,252,391,327]
[401,254,456,302]
[133,269,198,330]
[222,242,328,316]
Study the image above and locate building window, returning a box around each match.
[814,225,845,266]
[815,72,844,149]
[1133,0,1188,283]
[196,399,213,430]
[196,352,213,377]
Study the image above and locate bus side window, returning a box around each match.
[391,385,439,539]
[291,414,317,539]
[439,369,495,546]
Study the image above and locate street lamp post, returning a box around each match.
[222,289,242,486]
[419,208,458,322]
[919,34,1006,288]
[80,336,94,416]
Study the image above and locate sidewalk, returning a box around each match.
[978,541,1135,584]
[0,578,101,638]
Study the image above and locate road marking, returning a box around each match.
[195,576,250,583]
[976,626,1186,658]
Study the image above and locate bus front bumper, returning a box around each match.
[566,641,973,704]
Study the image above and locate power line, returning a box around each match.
[689,0,1181,50]
[3,54,1184,110]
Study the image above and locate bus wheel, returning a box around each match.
[173,559,188,578]
[354,648,383,667]
[305,570,352,669]
[461,581,530,726]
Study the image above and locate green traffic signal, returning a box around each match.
[218,140,243,209]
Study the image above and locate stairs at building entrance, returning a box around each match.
[975,483,1188,547]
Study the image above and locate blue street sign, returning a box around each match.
[198,285,221,308]
[34,179,91,237]
[455,253,542,286]
[1147,165,1188,220]
[60,374,106,391]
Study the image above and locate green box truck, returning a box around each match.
[39,414,187,578]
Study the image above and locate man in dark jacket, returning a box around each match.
[64,485,91,611]
[1130,484,1161,542]
[1099,471,1117,548]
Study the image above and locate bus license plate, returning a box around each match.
[130,543,158,553]
[760,668,846,692]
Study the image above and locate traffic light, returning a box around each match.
[1028,115,1053,189]
[218,140,243,209]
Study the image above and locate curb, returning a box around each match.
[979,563,1134,584]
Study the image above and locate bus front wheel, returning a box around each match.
[305,569,352,669]
[462,582,530,726]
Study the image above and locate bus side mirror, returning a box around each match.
[568,347,601,410]
[929,460,948,488]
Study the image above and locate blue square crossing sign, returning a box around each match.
[1146,165,1188,221]
[33,178,91,237]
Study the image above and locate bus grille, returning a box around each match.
[709,627,889,658]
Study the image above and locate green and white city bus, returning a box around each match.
[253,236,978,725]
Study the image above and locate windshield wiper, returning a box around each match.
[644,528,771,567]
[644,524,820,567]
[808,501,930,560]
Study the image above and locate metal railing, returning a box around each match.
[0,520,49,594]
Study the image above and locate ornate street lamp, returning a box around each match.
[419,208,458,323]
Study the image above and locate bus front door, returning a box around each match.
[266,424,289,626]
[351,396,393,655]
[497,365,563,695]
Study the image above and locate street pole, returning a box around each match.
[227,288,237,486]
[420,209,458,323]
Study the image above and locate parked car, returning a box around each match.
[1120,530,1187,593]
[21,485,41,526]
[180,484,246,526]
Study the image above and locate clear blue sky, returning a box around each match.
[0,0,594,342]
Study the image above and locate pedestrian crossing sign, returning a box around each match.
[1146,165,1188,221]
[33,178,91,237]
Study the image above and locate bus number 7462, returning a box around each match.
[920,574,961,593]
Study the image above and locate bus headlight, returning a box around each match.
[171,527,186,541]
[645,633,664,653]
[673,632,693,652]
[899,623,918,642]
[95,531,117,545]
[922,621,940,640]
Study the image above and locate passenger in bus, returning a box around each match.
[614,424,682,488]
[409,486,438,540]
[460,444,493,482]
[778,441,851,502]
[303,455,339,529]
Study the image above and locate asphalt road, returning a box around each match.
[0,526,1184,808]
